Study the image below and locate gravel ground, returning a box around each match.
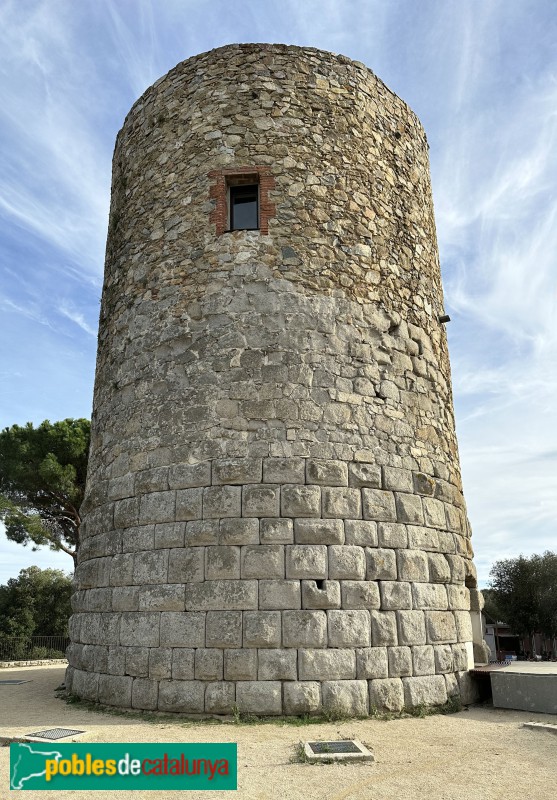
[1,665,556,799]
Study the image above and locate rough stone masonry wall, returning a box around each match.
[67,44,483,716]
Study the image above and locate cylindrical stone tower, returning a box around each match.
[68,44,484,716]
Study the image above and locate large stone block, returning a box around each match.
[258,649,298,680]
[397,549,429,582]
[328,545,366,580]
[70,669,99,702]
[260,518,293,544]
[149,647,172,680]
[219,517,259,545]
[281,485,321,517]
[377,523,408,548]
[98,674,133,707]
[370,611,398,646]
[344,519,377,546]
[139,491,176,525]
[205,610,242,648]
[135,467,169,494]
[408,525,440,552]
[168,547,204,583]
[110,553,135,586]
[447,585,470,610]
[114,497,139,528]
[203,486,242,518]
[283,682,322,714]
[425,611,458,644]
[242,485,280,517]
[263,458,305,484]
[159,611,205,647]
[356,647,388,679]
[241,545,284,579]
[139,584,185,612]
[158,680,205,713]
[298,648,356,680]
[328,610,371,647]
[340,580,380,610]
[285,545,327,579]
[434,644,454,673]
[302,580,341,609]
[185,520,219,546]
[171,648,195,680]
[412,645,435,676]
[120,612,160,647]
[369,678,404,712]
[402,675,448,707]
[175,488,203,521]
[395,493,424,525]
[322,487,362,519]
[366,548,397,580]
[212,458,262,485]
[383,467,413,493]
[396,610,427,646]
[348,462,381,489]
[133,550,169,585]
[132,678,158,710]
[322,680,368,717]
[205,682,236,714]
[454,610,474,641]
[259,580,301,610]
[294,518,344,544]
[362,489,396,521]
[388,646,412,677]
[423,497,447,528]
[169,462,211,489]
[282,610,327,648]
[379,581,412,610]
[412,583,448,610]
[205,546,241,580]
[186,580,258,611]
[243,611,282,648]
[306,459,348,486]
[155,522,185,549]
[194,648,223,681]
[236,681,282,715]
[224,649,258,681]
[427,553,451,583]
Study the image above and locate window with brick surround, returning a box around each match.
[209,166,276,236]
[229,182,259,230]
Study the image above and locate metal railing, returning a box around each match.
[0,635,69,662]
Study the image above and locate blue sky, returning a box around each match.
[1,0,556,586]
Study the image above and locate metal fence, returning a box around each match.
[0,635,69,661]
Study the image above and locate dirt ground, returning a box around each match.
[1,664,556,799]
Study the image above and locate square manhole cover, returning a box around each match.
[303,739,374,763]
[26,728,86,741]
[0,680,32,685]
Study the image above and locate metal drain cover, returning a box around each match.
[0,680,32,685]
[304,739,374,763]
[26,728,85,741]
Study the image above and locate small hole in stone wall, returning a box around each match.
[394,131,401,139]
[315,579,325,590]
[465,575,477,589]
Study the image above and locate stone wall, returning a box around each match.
[67,44,482,716]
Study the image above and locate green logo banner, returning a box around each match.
[10,742,237,790]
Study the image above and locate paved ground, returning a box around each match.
[1,664,557,799]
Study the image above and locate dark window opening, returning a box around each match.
[230,184,259,230]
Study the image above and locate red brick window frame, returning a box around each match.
[209,166,276,235]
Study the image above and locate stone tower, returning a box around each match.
[67,44,484,716]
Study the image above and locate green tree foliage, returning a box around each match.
[488,551,557,641]
[0,566,72,639]
[0,419,90,565]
